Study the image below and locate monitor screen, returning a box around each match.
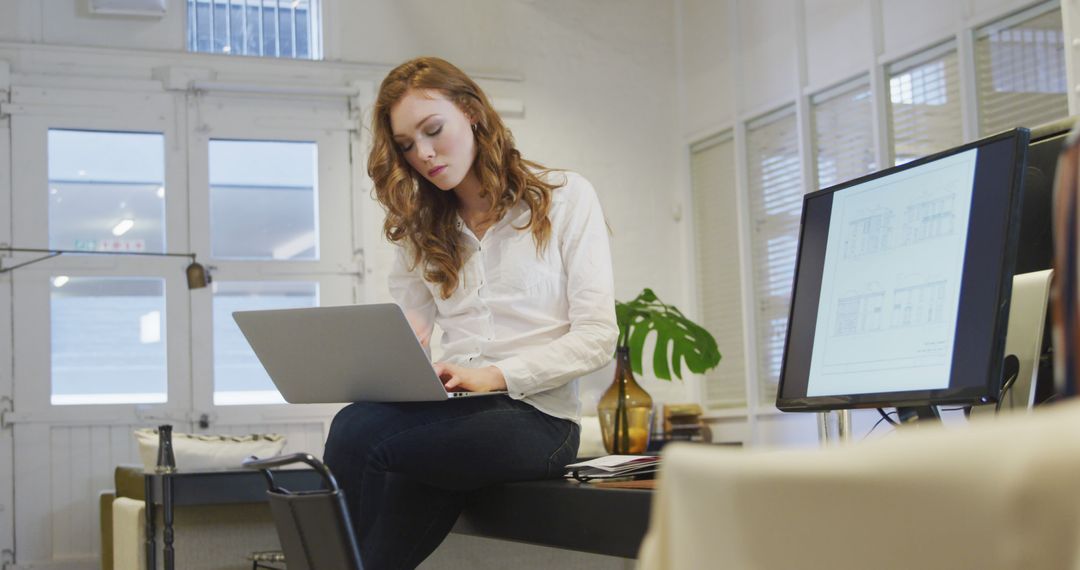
[777,129,1030,412]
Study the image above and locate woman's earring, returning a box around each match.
[472,123,478,132]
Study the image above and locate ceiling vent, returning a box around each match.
[88,0,167,17]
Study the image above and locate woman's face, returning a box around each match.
[389,89,477,191]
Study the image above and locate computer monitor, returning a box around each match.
[1013,118,1073,404]
[1016,118,1070,274]
[776,129,1030,416]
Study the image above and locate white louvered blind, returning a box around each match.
[975,1,1067,136]
[888,43,963,165]
[746,107,802,406]
[812,78,877,190]
[690,133,747,409]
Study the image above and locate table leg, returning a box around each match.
[145,475,156,570]
[163,474,174,570]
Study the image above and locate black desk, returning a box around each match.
[455,479,653,559]
[144,471,652,569]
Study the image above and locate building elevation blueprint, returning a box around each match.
[806,149,977,397]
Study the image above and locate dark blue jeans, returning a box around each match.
[322,396,580,570]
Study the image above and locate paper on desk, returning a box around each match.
[565,455,659,472]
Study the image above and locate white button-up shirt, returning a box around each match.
[388,171,618,422]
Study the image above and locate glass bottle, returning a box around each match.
[155,424,177,474]
[597,347,654,454]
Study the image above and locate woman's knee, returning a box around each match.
[324,402,385,467]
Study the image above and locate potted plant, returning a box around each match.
[598,288,721,454]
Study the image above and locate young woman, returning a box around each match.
[322,57,618,569]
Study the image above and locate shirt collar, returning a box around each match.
[455,202,528,237]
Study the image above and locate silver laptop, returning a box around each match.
[233,303,507,403]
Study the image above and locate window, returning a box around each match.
[975,1,1068,135]
[51,278,167,405]
[690,133,747,409]
[888,43,964,165]
[746,107,802,405]
[46,129,169,406]
[209,139,319,260]
[187,0,321,59]
[812,78,877,190]
[212,281,317,405]
[48,130,166,253]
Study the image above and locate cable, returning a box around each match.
[995,355,1021,413]
[863,410,898,441]
[1038,393,1062,406]
[876,407,898,426]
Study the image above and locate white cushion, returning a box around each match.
[133,428,286,472]
[639,400,1080,569]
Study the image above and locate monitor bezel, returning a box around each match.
[775,128,1031,413]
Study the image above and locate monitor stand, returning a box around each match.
[817,410,853,444]
[896,406,941,423]
[969,269,1054,419]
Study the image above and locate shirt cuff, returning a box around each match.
[492,356,534,400]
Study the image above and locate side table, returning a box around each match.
[143,469,324,570]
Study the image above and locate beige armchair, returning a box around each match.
[638,401,1080,570]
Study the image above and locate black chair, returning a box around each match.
[242,453,364,570]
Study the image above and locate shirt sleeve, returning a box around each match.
[493,173,619,398]
[388,244,437,350]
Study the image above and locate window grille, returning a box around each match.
[975,1,1068,136]
[812,77,877,190]
[690,133,747,409]
[887,43,963,165]
[746,106,803,405]
[187,0,321,59]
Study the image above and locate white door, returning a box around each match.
[4,84,365,567]
[7,86,195,567]
[184,91,359,448]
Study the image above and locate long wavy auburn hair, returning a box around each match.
[368,57,559,299]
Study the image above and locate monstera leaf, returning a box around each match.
[616,288,721,381]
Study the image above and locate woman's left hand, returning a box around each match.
[433,362,508,393]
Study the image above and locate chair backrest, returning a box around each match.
[243,453,364,570]
[266,488,362,570]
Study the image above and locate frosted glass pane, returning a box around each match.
[51,278,167,405]
[213,281,318,405]
[209,139,319,261]
[48,130,166,253]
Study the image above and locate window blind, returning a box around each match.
[888,43,963,165]
[975,2,1067,136]
[746,106,802,406]
[812,78,877,190]
[690,133,747,409]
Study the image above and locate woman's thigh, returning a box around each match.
[325,396,579,490]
